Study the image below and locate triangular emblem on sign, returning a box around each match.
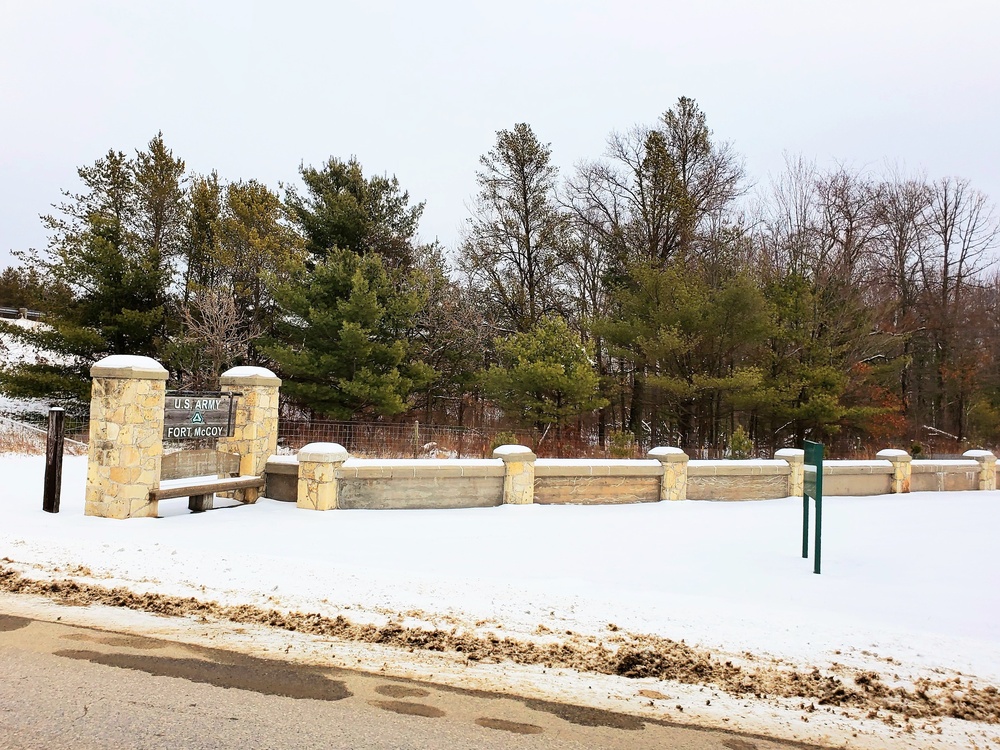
[191,411,205,424]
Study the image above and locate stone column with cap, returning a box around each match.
[297,442,349,510]
[648,447,689,501]
[776,448,805,498]
[216,367,281,503]
[963,450,997,491]
[493,445,536,504]
[876,448,912,493]
[85,355,168,519]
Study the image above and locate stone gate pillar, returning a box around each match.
[217,367,281,488]
[85,356,168,519]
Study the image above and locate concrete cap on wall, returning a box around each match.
[90,355,168,380]
[220,366,282,387]
[875,449,912,462]
[647,446,689,463]
[493,444,536,462]
[298,442,349,464]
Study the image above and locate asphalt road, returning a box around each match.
[0,613,816,750]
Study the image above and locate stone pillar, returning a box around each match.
[218,367,281,498]
[85,356,168,519]
[776,448,805,498]
[876,449,912,493]
[297,443,349,510]
[493,445,535,505]
[963,450,997,491]
[648,447,689,501]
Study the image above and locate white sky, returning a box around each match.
[2,0,999,269]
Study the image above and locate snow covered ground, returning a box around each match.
[1,453,999,748]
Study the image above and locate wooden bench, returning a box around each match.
[149,449,265,512]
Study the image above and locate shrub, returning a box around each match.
[608,429,637,458]
[728,425,753,459]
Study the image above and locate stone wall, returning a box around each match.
[534,459,661,504]
[910,460,979,492]
[337,459,504,510]
[275,446,1000,511]
[687,460,790,501]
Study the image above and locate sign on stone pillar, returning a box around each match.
[163,392,237,440]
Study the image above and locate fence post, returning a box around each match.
[42,407,65,513]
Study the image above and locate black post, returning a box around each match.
[43,407,65,513]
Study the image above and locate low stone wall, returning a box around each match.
[337,459,504,510]
[687,460,790,501]
[910,459,979,492]
[271,444,999,511]
[806,460,894,496]
[264,455,298,502]
[534,459,662,504]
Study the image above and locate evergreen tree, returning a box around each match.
[485,316,606,432]
[285,156,424,269]
[0,135,185,403]
[263,248,433,419]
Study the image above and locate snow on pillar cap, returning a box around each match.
[963,449,996,461]
[297,442,349,464]
[220,366,281,387]
[648,446,689,463]
[90,355,168,380]
[775,448,805,463]
[493,444,536,461]
[876,449,912,461]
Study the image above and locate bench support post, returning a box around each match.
[188,493,214,512]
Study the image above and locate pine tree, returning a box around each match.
[485,316,606,432]
[0,135,185,403]
[262,248,433,419]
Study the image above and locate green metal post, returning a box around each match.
[803,440,824,574]
[802,493,809,558]
[814,495,822,574]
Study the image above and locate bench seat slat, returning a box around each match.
[150,476,264,501]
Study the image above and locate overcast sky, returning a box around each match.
[2,0,999,269]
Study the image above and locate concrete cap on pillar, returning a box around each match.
[90,355,168,380]
[963,449,996,461]
[493,444,536,462]
[775,448,805,463]
[876,449,912,462]
[647,446,688,463]
[220,366,282,387]
[298,442,349,464]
